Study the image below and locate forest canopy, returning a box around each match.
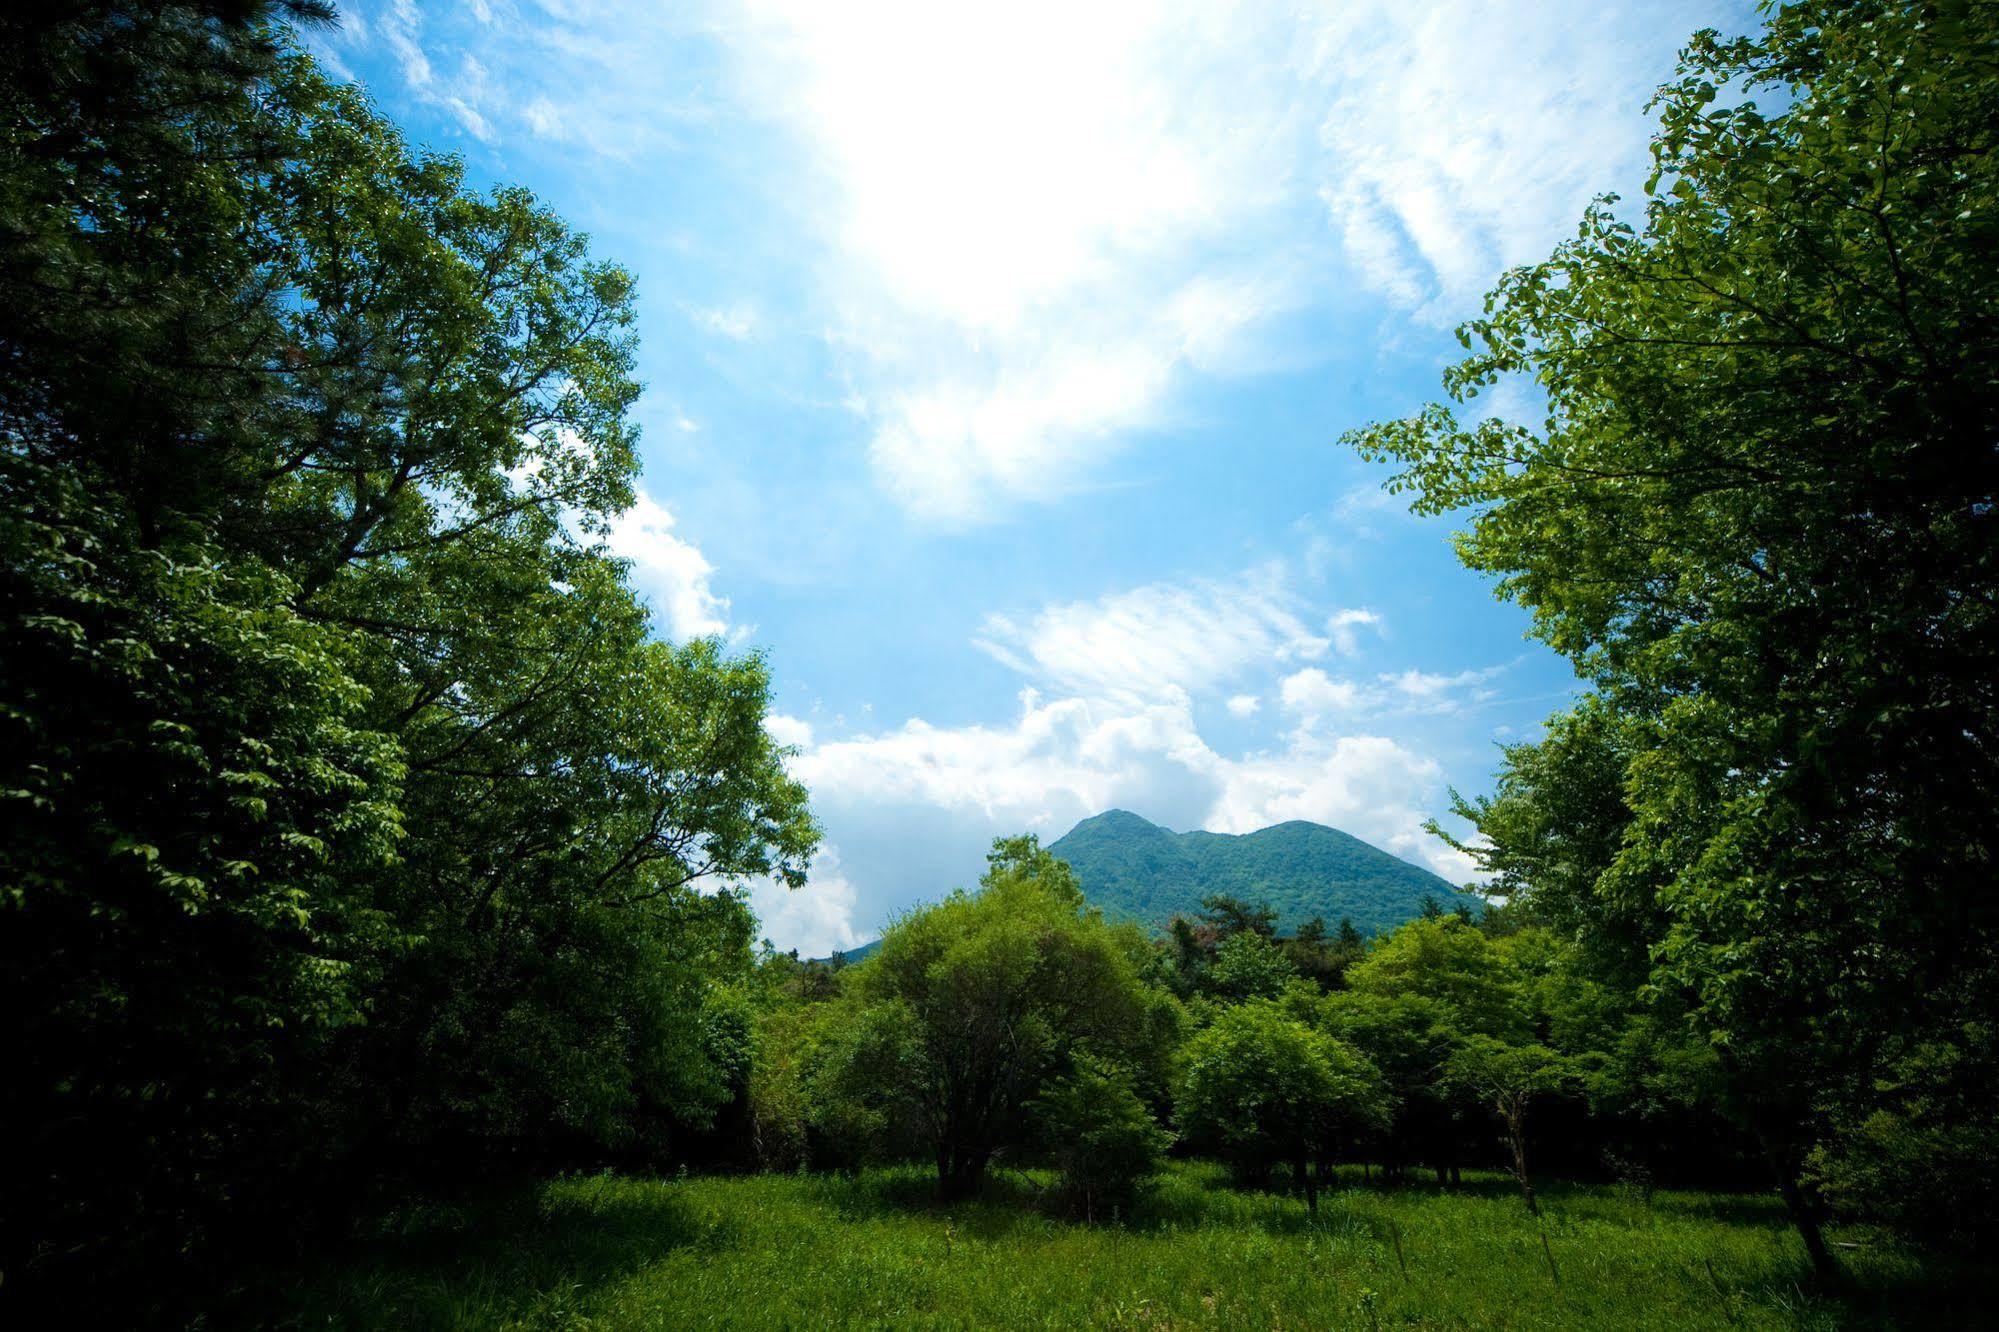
[1,0,815,1283]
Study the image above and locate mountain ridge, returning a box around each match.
[1048,808,1477,936]
[813,810,1478,959]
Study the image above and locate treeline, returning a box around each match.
[735,840,1750,1224]
[1,1,815,1300]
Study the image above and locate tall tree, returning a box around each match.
[1,3,816,1289]
[1349,0,1999,1274]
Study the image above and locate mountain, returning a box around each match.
[1045,809,1477,936]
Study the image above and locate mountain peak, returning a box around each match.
[1073,808,1167,833]
[1048,811,1476,935]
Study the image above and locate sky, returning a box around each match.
[313,0,1753,956]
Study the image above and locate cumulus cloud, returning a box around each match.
[1280,668,1366,727]
[605,491,732,640]
[765,713,815,749]
[1326,607,1383,656]
[745,847,865,957]
[790,687,1473,931]
[744,565,1499,942]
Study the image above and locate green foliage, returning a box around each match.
[1207,930,1301,1001]
[1,2,817,1283]
[825,835,1164,1198]
[1346,0,1999,1260]
[1806,1020,1999,1248]
[1048,809,1480,936]
[1347,916,1525,1041]
[0,456,406,1259]
[1176,1002,1389,1192]
[1031,1056,1171,1220]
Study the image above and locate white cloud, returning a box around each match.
[605,491,732,640]
[714,0,1711,517]
[792,686,1473,923]
[974,563,1327,703]
[335,0,1729,520]
[746,847,864,957]
[1225,694,1261,718]
[1381,666,1505,708]
[1280,668,1365,727]
[765,713,814,749]
[1326,607,1383,656]
[1306,2,1702,321]
[375,1,497,142]
[1278,662,1508,727]
[717,0,1313,521]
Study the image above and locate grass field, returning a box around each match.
[239,1162,1991,1329]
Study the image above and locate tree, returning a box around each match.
[833,836,1166,1199]
[1207,929,1300,1001]
[1,4,818,1287]
[1347,915,1525,1041]
[1346,0,1999,1274]
[1199,893,1280,940]
[1447,1037,1575,1216]
[1032,1056,1172,1221]
[1176,1002,1389,1209]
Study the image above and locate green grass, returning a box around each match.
[238,1163,1990,1329]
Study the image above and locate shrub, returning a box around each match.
[1034,1056,1171,1220]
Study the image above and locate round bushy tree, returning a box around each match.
[1177,1002,1388,1207]
[1033,1055,1171,1221]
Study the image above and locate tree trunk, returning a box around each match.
[1503,1102,1538,1217]
[1757,1129,1839,1284]
[1297,1154,1319,1213]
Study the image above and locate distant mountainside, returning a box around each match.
[811,811,1477,960]
[1046,809,1478,936]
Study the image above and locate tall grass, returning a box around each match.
[237,1162,1988,1329]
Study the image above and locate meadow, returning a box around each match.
[237,1163,1988,1330]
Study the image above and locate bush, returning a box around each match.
[1034,1057,1171,1220]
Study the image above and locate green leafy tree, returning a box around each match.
[1447,1037,1576,1216]
[1,4,817,1286]
[1347,0,1999,1273]
[1207,929,1300,1001]
[1032,1056,1172,1221]
[1311,989,1458,1180]
[1347,916,1525,1041]
[830,836,1166,1199]
[1199,893,1279,940]
[1176,1002,1389,1209]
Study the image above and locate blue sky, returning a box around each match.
[313,0,1751,955]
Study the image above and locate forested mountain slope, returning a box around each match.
[1046,809,1478,934]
